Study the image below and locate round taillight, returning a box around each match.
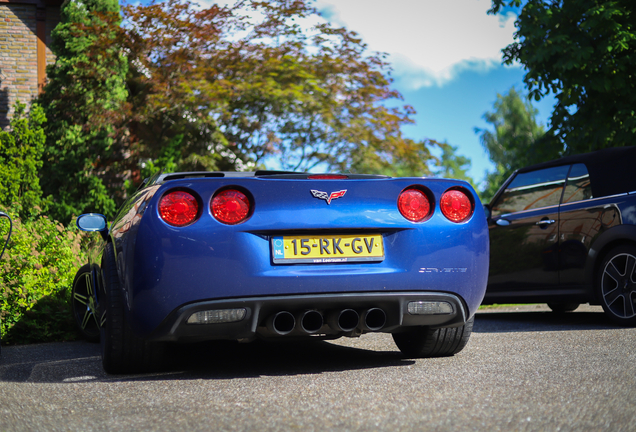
[398,189,431,222]
[441,189,473,223]
[212,189,251,225]
[159,191,199,227]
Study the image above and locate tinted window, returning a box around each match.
[492,166,569,217]
[562,163,592,204]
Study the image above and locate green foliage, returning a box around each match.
[490,0,636,154]
[38,0,129,224]
[125,134,181,196]
[0,102,48,220]
[432,142,475,187]
[0,205,86,345]
[350,138,436,177]
[38,0,472,223]
[120,0,435,179]
[476,87,554,201]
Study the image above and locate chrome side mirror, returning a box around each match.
[77,213,107,232]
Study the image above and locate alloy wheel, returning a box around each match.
[600,252,636,320]
[72,268,100,341]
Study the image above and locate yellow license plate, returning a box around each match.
[272,234,384,264]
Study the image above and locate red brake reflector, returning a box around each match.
[159,191,199,227]
[398,189,431,222]
[307,174,349,180]
[441,189,473,223]
[212,189,251,225]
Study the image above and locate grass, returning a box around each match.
[478,303,533,310]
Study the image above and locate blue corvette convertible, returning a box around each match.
[72,171,489,373]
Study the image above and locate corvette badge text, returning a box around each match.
[419,268,467,273]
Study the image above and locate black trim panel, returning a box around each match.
[147,292,468,342]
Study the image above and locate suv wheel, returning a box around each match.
[597,245,636,326]
[547,303,580,313]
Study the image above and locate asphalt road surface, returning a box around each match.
[1,304,635,431]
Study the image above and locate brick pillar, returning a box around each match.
[0,2,38,129]
[0,1,59,130]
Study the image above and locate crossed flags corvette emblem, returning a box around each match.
[311,189,347,205]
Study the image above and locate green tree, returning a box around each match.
[349,138,438,177]
[489,0,636,154]
[432,142,473,185]
[119,0,435,181]
[0,102,47,219]
[38,0,129,224]
[476,87,551,201]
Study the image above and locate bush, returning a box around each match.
[0,102,48,220]
[0,205,87,345]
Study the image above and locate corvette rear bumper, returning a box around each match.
[146,291,469,342]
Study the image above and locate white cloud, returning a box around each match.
[316,0,517,88]
[195,0,516,89]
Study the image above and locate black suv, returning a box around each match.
[483,146,636,326]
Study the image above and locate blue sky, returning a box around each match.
[205,0,555,186]
[314,0,555,187]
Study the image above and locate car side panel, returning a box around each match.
[559,195,623,287]
[487,206,560,292]
[485,193,636,304]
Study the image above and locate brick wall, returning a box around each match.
[0,3,38,129]
[0,2,59,130]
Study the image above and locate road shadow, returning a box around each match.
[0,341,102,383]
[474,309,619,333]
[161,339,408,379]
[0,338,412,384]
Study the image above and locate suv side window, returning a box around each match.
[491,165,570,218]
[562,163,592,204]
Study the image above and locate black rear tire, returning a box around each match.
[71,264,100,342]
[100,243,164,374]
[392,316,474,358]
[547,303,580,313]
[596,245,636,326]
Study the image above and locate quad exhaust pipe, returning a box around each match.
[267,311,296,336]
[298,310,324,334]
[266,310,325,335]
[265,308,386,336]
[362,308,387,331]
[327,309,360,332]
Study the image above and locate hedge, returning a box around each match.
[0,205,87,345]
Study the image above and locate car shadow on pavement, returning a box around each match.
[473,309,620,333]
[161,339,410,379]
[0,338,413,384]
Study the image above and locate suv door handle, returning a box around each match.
[495,218,511,227]
[535,219,556,227]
